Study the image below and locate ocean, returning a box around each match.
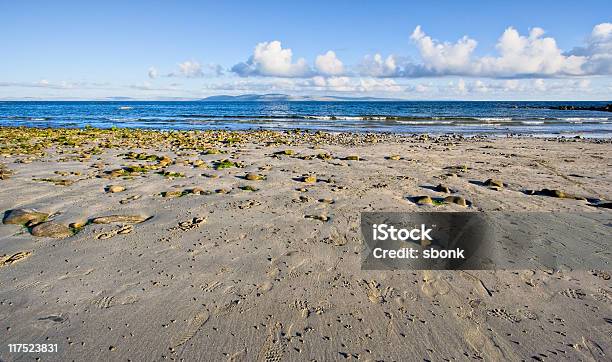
[1,101,611,137]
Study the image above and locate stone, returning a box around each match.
[240,185,258,191]
[318,198,334,204]
[302,175,317,183]
[388,155,401,160]
[434,184,451,193]
[215,188,230,194]
[30,222,73,238]
[190,187,206,195]
[69,221,87,229]
[3,209,48,226]
[414,196,433,205]
[444,196,468,207]
[484,179,504,188]
[305,214,330,222]
[245,173,264,181]
[192,159,205,167]
[91,215,147,224]
[162,190,184,198]
[540,189,566,198]
[107,185,125,193]
[345,155,360,161]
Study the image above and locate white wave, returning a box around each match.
[477,117,513,122]
[521,121,544,125]
[562,117,609,122]
[397,120,453,125]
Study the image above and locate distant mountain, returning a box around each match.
[199,93,401,102]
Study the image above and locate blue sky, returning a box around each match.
[1,1,610,100]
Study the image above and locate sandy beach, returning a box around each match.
[1,127,610,361]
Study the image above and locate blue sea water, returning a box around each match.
[0,101,611,137]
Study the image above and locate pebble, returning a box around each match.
[388,155,401,160]
[245,173,265,181]
[414,196,433,205]
[302,175,317,183]
[305,214,329,222]
[444,196,468,206]
[162,190,184,198]
[345,155,360,161]
[434,184,451,193]
[30,222,73,238]
[2,209,49,226]
[484,179,504,188]
[107,185,125,193]
[540,189,566,198]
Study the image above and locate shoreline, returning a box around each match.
[1,125,610,360]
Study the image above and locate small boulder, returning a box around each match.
[3,209,48,226]
[484,179,504,188]
[434,184,451,193]
[388,155,401,160]
[302,175,317,183]
[162,190,184,198]
[106,185,125,193]
[414,196,433,205]
[345,155,360,161]
[540,189,566,198]
[245,173,265,181]
[444,196,468,207]
[30,222,73,238]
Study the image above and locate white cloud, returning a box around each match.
[163,61,224,78]
[232,41,311,77]
[177,60,204,78]
[476,27,585,77]
[410,25,477,75]
[360,54,399,77]
[315,50,344,76]
[148,66,158,79]
[406,23,612,78]
[409,25,588,78]
[567,22,612,74]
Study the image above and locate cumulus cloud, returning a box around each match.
[232,41,311,77]
[359,54,400,77]
[567,22,612,74]
[410,26,477,76]
[406,23,612,78]
[175,60,204,78]
[408,25,588,78]
[315,50,344,76]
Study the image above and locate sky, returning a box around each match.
[0,1,611,100]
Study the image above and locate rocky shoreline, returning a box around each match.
[0,126,610,361]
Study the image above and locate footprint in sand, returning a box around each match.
[421,271,451,298]
[171,216,207,231]
[170,311,210,350]
[257,322,285,362]
[0,251,32,267]
[559,288,586,300]
[96,225,133,239]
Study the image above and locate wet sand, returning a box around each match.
[0,127,610,361]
